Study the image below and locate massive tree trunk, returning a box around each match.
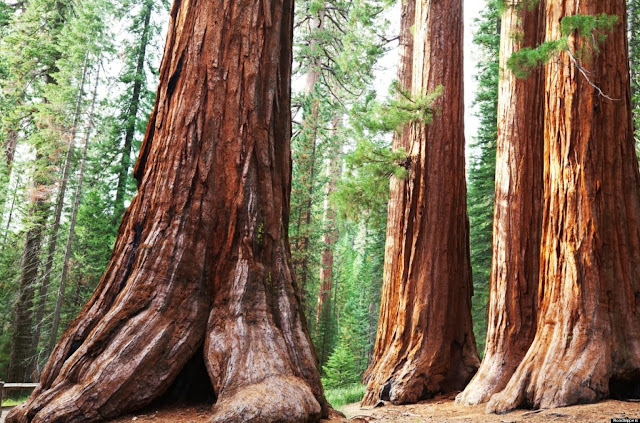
[488,0,640,412]
[630,0,640,161]
[362,0,479,406]
[455,0,545,407]
[7,0,328,421]
[362,0,414,387]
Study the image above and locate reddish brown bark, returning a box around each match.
[361,0,414,387]
[488,0,640,412]
[7,0,328,422]
[362,0,479,406]
[455,0,545,407]
[4,129,18,168]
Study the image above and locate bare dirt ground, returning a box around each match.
[107,394,640,422]
[339,394,640,422]
[0,407,16,423]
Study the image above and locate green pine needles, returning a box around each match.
[358,81,443,133]
[507,13,618,78]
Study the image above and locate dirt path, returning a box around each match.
[1,407,13,423]
[339,395,640,422]
[109,395,640,422]
[6,396,638,422]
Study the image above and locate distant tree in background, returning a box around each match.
[291,0,393,371]
[0,0,167,381]
[466,0,500,355]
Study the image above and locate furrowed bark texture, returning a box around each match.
[488,0,640,412]
[455,0,545,407]
[7,0,328,422]
[362,0,479,406]
[362,0,414,387]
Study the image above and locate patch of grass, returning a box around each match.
[2,396,29,407]
[324,384,366,408]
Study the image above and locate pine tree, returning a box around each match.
[3,0,74,382]
[466,0,500,355]
[111,0,166,224]
[290,0,392,328]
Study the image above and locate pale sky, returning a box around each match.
[372,0,488,149]
[464,0,487,142]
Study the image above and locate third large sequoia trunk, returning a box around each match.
[362,0,479,406]
[488,0,640,412]
[456,0,545,406]
[7,0,328,422]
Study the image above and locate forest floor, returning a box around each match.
[3,395,640,422]
[104,394,640,423]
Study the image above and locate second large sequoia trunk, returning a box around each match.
[456,0,545,406]
[362,0,479,407]
[7,0,328,422]
[488,0,640,412]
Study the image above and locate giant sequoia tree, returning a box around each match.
[456,0,545,406]
[362,0,479,406]
[7,0,328,421]
[487,0,640,412]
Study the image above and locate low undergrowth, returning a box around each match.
[1,396,28,407]
[324,384,367,408]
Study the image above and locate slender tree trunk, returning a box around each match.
[1,174,20,245]
[456,0,545,407]
[293,6,324,313]
[30,55,90,368]
[7,173,48,383]
[488,0,640,412]
[46,60,101,361]
[8,0,328,421]
[0,126,20,232]
[315,116,340,324]
[362,0,479,406]
[4,129,18,168]
[112,0,153,224]
[314,116,341,366]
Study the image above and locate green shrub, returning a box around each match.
[322,343,360,389]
